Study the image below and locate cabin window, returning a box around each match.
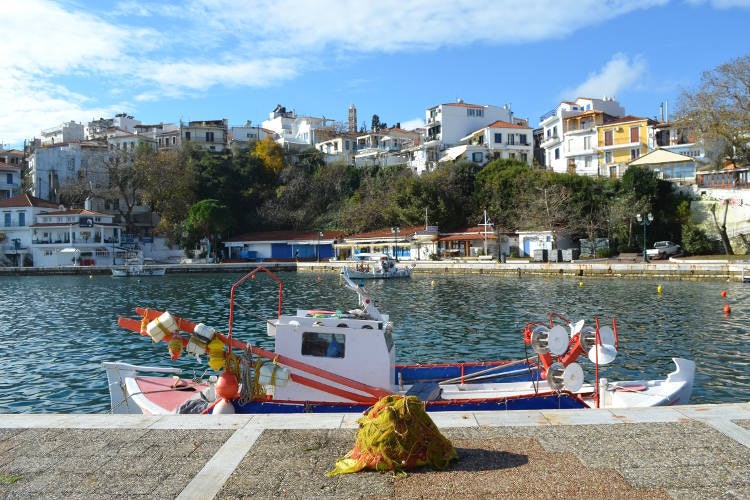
[301,332,346,358]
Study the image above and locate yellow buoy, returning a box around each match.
[657,285,663,294]
[578,281,584,287]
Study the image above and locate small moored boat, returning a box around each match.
[104,267,695,414]
[112,258,166,277]
[342,252,412,279]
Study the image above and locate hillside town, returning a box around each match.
[1,93,749,269]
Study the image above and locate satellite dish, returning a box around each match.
[570,319,585,336]
[530,325,551,354]
[547,325,569,356]
[588,343,617,365]
[546,362,565,391]
[562,362,584,392]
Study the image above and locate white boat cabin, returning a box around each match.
[266,306,396,402]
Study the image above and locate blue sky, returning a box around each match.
[2,0,750,149]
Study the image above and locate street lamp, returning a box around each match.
[636,212,653,262]
[317,231,323,262]
[391,226,400,261]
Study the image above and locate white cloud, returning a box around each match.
[562,54,647,101]
[0,0,685,145]
[399,118,426,131]
[685,0,750,7]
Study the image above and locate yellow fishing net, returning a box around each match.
[326,395,458,476]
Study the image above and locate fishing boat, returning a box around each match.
[112,258,167,277]
[342,252,412,279]
[103,267,695,415]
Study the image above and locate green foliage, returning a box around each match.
[183,199,234,256]
[681,223,714,256]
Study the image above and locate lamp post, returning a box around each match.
[636,212,653,262]
[391,226,400,261]
[317,231,323,262]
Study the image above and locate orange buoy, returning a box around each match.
[721,290,727,297]
[723,304,731,314]
[216,371,240,400]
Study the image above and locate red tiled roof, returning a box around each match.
[226,230,344,243]
[438,226,497,241]
[346,225,426,240]
[45,208,109,216]
[442,102,484,108]
[486,120,530,130]
[0,194,59,209]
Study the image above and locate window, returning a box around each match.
[631,148,640,160]
[605,151,613,164]
[4,212,10,226]
[509,152,516,159]
[301,332,346,358]
[18,212,25,226]
[630,126,639,143]
[554,148,560,160]
[508,135,515,145]
[519,135,527,145]
[604,130,613,146]
[6,173,11,184]
[583,136,591,149]
[494,133,502,143]
[521,153,527,163]
[472,152,484,163]
[206,131,214,142]
[345,140,350,150]
[185,132,191,141]
[467,108,484,117]
[552,126,558,137]
[584,156,592,170]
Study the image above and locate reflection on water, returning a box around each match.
[1,272,748,413]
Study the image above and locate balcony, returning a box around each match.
[540,135,561,149]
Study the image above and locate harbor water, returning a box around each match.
[1,271,748,413]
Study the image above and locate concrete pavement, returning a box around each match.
[1,403,750,499]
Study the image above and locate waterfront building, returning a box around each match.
[629,149,700,185]
[223,230,339,262]
[0,194,59,266]
[335,225,438,261]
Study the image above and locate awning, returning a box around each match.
[439,145,468,162]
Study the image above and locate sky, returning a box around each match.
[2,0,750,149]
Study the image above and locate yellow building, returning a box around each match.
[597,116,655,178]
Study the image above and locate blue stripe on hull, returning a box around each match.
[230,393,585,414]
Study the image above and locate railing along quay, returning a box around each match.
[1,259,748,281]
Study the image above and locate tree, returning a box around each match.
[371,114,380,132]
[676,53,750,166]
[252,136,285,174]
[183,199,234,260]
[709,200,734,255]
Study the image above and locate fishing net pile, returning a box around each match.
[326,395,458,476]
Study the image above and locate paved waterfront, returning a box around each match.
[1,403,749,499]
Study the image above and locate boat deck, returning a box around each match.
[2,402,749,498]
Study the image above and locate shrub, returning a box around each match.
[681,224,713,256]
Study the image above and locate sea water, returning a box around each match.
[0,271,748,413]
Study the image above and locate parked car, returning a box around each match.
[646,241,681,259]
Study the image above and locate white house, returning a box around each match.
[40,121,85,145]
[180,119,229,153]
[229,121,272,150]
[459,120,533,166]
[539,97,625,174]
[28,141,109,201]
[30,207,123,267]
[0,194,60,266]
[316,134,359,165]
[411,99,521,174]
[261,104,332,149]
[0,162,21,199]
[354,128,420,167]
